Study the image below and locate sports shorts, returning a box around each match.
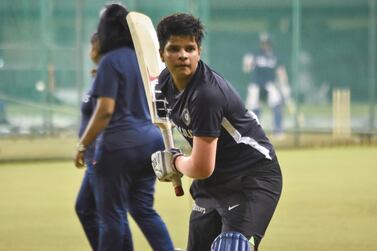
[186,160,282,251]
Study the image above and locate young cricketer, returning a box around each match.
[151,13,283,251]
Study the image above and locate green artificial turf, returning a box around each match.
[0,146,376,250]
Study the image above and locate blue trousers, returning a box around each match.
[272,104,283,134]
[253,103,283,135]
[75,163,99,251]
[93,141,175,251]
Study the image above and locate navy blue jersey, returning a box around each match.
[92,47,161,151]
[251,49,278,86]
[158,60,276,186]
[78,87,96,163]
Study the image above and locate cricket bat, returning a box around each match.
[126,12,184,196]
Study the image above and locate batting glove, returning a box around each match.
[151,148,183,182]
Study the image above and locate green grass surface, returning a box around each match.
[0,146,376,250]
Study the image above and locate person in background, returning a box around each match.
[74,32,100,251]
[74,4,175,251]
[0,99,8,124]
[243,32,293,138]
[151,13,283,251]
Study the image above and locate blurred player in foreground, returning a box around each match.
[74,3,175,251]
[243,33,294,138]
[151,13,283,251]
[74,32,101,250]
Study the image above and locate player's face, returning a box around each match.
[90,41,100,64]
[160,35,201,89]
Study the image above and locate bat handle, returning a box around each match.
[159,124,184,197]
[172,174,184,196]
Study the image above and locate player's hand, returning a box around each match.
[74,151,85,169]
[151,148,183,182]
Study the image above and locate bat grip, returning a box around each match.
[172,174,184,196]
[160,124,184,197]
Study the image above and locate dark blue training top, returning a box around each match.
[78,87,96,164]
[251,48,278,86]
[159,60,276,187]
[92,47,161,151]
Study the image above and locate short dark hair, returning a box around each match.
[157,13,205,52]
[97,3,134,54]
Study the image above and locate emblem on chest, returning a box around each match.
[181,108,191,126]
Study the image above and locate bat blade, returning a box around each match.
[127,12,184,197]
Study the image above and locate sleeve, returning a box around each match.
[190,84,225,137]
[92,56,118,99]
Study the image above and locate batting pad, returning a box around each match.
[211,232,252,251]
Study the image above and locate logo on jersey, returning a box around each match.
[255,55,277,68]
[192,203,206,214]
[82,94,90,103]
[177,126,193,139]
[181,108,191,126]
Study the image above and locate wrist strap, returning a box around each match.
[172,153,183,172]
